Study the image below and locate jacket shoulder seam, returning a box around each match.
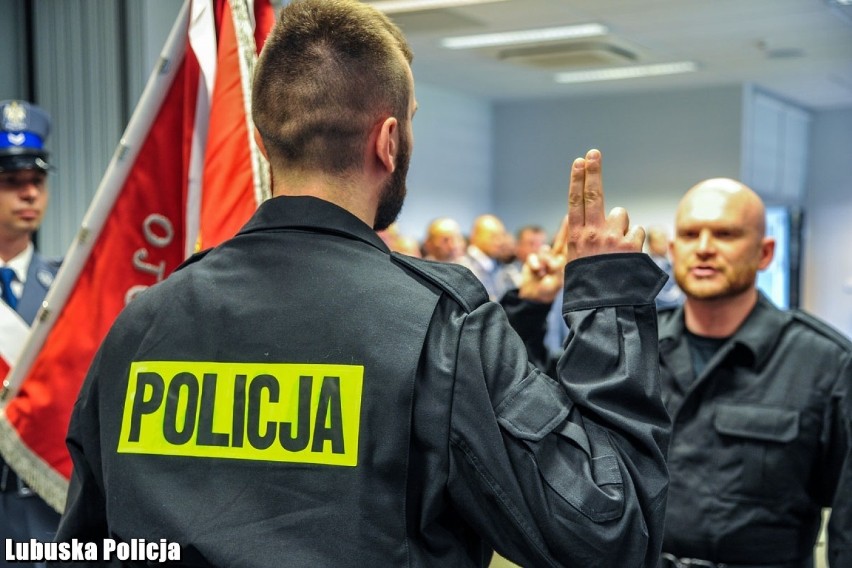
[391,254,489,312]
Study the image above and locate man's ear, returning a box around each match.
[758,236,776,270]
[374,116,399,174]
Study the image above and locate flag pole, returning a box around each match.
[0,1,191,406]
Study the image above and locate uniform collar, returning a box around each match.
[659,291,790,369]
[728,292,791,368]
[237,195,391,254]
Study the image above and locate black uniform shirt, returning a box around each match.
[58,195,671,568]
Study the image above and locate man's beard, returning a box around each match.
[373,133,410,231]
[674,264,757,301]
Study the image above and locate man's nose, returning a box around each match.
[18,181,40,199]
[696,230,714,255]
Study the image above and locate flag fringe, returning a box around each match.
[229,0,271,207]
[0,409,67,512]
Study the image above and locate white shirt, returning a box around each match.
[0,242,34,300]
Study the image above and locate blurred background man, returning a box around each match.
[422,216,464,262]
[645,225,683,310]
[505,225,547,287]
[458,213,514,300]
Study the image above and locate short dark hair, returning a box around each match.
[517,225,546,240]
[252,0,413,175]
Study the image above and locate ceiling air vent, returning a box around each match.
[389,9,484,34]
[497,41,638,70]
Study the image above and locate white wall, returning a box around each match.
[492,86,744,239]
[125,0,184,111]
[803,109,852,337]
[397,82,494,241]
[33,0,125,258]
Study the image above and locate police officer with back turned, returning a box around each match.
[56,1,671,566]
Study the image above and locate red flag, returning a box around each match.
[0,0,274,511]
[199,0,272,249]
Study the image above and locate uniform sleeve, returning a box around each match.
[499,289,555,375]
[446,253,670,568]
[828,353,852,567]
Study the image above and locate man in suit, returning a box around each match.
[457,214,516,301]
[0,99,62,566]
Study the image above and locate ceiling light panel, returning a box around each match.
[367,0,510,14]
[442,23,609,50]
[554,61,698,84]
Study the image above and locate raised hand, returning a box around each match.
[517,200,572,303]
[517,149,643,302]
[563,149,644,262]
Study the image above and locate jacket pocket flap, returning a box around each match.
[713,403,799,443]
[496,369,570,442]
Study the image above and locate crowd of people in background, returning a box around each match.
[379,214,683,310]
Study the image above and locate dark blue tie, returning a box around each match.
[0,267,18,310]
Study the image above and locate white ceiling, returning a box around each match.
[370,0,852,109]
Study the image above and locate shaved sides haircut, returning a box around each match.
[252,0,413,174]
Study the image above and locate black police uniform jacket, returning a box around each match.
[658,296,852,567]
[58,196,670,568]
[502,289,852,567]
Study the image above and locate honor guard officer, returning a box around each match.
[57,1,671,566]
[0,101,62,565]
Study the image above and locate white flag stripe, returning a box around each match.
[0,303,28,369]
[185,0,218,256]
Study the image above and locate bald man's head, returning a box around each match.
[671,178,775,302]
[470,214,507,259]
[677,178,767,237]
[424,217,464,261]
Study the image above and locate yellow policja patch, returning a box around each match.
[118,361,364,466]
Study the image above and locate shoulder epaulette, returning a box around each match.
[790,309,852,352]
[174,248,213,272]
[391,253,489,313]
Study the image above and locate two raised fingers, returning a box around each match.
[568,149,605,228]
[565,149,644,259]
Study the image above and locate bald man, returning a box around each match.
[422,217,463,262]
[659,179,852,568]
[501,178,852,566]
[458,214,515,300]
